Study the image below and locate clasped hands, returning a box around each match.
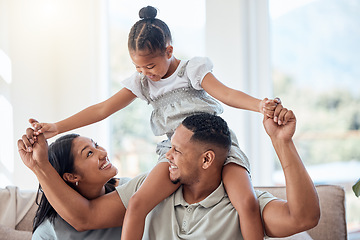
[17,121,49,172]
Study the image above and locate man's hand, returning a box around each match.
[17,127,48,172]
[263,103,296,141]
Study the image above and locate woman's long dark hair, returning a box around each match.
[32,134,117,233]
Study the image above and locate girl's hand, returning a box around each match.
[260,98,281,121]
[29,118,59,139]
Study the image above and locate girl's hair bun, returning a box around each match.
[139,6,157,20]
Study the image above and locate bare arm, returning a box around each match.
[121,162,180,240]
[18,131,126,231]
[261,106,320,237]
[201,72,262,112]
[33,88,136,137]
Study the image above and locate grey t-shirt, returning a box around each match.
[117,173,277,240]
[32,217,122,240]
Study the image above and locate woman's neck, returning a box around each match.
[77,184,106,200]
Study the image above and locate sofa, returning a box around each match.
[0,184,347,240]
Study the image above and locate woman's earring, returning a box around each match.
[75,181,78,186]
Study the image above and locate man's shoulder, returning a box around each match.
[254,190,278,213]
[115,173,149,208]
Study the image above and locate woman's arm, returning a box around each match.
[18,131,126,231]
[33,88,137,138]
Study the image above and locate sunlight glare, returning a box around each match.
[269,0,316,19]
[0,95,14,187]
[0,49,12,84]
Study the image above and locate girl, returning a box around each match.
[32,6,280,240]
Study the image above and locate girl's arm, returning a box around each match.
[201,72,272,113]
[223,164,264,240]
[33,88,136,138]
[121,162,180,240]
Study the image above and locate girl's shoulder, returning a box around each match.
[122,71,142,83]
[187,56,213,68]
[187,57,213,75]
[121,72,148,101]
[186,57,214,85]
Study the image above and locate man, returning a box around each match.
[18,105,320,239]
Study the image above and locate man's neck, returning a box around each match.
[182,177,221,204]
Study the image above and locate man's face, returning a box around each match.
[166,125,203,185]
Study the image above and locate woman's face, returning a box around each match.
[71,136,118,186]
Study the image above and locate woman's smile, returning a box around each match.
[99,160,112,170]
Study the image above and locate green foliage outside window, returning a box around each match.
[273,71,360,168]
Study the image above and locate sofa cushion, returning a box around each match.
[0,225,32,240]
[0,186,36,229]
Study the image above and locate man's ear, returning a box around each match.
[202,150,215,169]
[63,172,79,184]
[166,45,173,59]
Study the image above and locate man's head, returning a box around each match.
[181,113,231,151]
[166,113,231,185]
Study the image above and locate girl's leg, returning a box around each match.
[223,163,264,240]
[121,162,180,240]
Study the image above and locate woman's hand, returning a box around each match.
[29,118,59,139]
[17,127,49,172]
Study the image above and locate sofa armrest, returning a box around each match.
[255,185,347,240]
[15,201,38,232]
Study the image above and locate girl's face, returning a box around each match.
[71,136,118,186]
[130,47,175,82]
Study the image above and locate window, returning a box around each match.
[0,49,14,188]
[270,0,360,234]
[108,0,206,177]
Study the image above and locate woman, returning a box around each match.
[31,133,128,239]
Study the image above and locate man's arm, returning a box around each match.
[261,106,320,237]
[18,130,126,231]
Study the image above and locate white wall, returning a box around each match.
[0,0,109,189]
[206,0,273,185]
